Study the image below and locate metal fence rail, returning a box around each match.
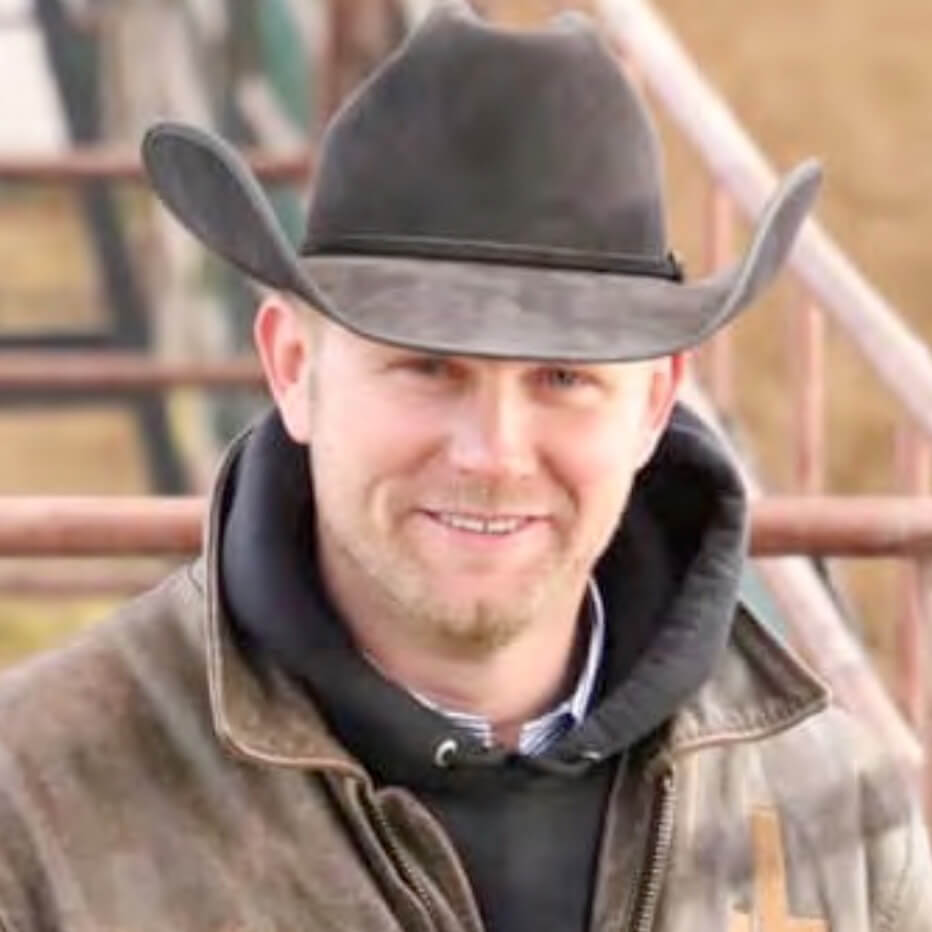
[2,495,931,557]
[0,147,314,184]
[0,353,264,392]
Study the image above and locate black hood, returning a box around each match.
[220,403,747,789]
[557,404,748,759]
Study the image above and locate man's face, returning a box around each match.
[292,317,675,658]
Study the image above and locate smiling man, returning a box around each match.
[256,301,682,752]
[1,3,930,931]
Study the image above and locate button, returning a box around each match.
[433,738,459,768]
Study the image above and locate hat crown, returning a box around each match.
[303,6,668,263]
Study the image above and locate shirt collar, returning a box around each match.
[403,578,605,756]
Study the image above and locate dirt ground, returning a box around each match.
[2,0,931,672]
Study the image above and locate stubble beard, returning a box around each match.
[321,507,586,661]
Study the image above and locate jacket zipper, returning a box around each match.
[628,770,676,932]
[369,803,442,932]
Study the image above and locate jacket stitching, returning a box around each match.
[670,696,828,761]
[673,693,819,742]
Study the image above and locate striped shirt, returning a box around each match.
[410,579,606,757]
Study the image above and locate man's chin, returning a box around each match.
[417,604,532,658]
[400,574,552,648]
[421,580,533,616]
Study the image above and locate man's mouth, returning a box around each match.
[424,511,536,536]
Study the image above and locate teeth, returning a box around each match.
[436,513,525,535]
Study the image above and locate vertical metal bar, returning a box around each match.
[917,556,932,817]
[33,0,189,493]
[791,293,825,493]
[319,0,342,123]
[897,423,931,502]
[702,182,735,419]
[896,423,932,804]
[900,557,926,734]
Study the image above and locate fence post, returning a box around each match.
[702,181,735,419]
[896,422,931,803]
[916,556,932,816]
[791,292,825,493]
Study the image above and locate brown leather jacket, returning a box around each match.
[0,503,930,930]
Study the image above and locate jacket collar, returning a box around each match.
[199,416,829,775]
[665,607,829,759]
[199,426,368,781]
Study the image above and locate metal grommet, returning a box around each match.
[433,738,459,768]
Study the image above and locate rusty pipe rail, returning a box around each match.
[751,497,932,557]
[2,496,932,557]
[0,498,203,556]
[0,353,264,391]
[0,145,314,184]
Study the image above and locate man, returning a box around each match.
[1,3,929,930]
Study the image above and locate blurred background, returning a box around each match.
[1,0,931,784]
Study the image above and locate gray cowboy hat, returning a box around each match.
[141,1,821,362]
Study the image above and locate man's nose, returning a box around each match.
[446,384,536,478]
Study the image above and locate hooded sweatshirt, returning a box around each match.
[221,402,747,932]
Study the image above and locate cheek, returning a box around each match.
[309,386,441,507]
[555,409,646,486]
[547,409,649,527]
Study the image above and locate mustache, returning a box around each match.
[418,478,567,516]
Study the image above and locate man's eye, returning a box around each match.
[402,357,451,378]
[541,367,587,389]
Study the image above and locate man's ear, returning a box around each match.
[253,293,315,444]
[636,351,686,468]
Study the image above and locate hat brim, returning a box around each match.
[142,122,821,362]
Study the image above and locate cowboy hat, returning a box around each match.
[141,1,821,362]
